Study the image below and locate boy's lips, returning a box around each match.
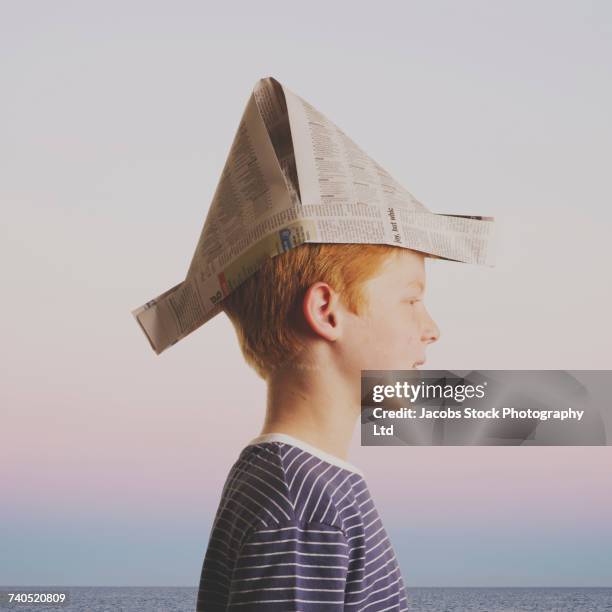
[413,360,425,369]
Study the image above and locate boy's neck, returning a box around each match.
[260,362,359,463]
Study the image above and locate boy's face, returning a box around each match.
[338,249,440,373]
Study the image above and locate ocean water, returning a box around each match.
[407,587,612,611]
[1,586,611,611]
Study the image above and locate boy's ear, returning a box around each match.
[302,282,342,342]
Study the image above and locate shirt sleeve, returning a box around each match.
[227,521,350,610]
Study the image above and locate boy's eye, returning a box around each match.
[402,298,421,305]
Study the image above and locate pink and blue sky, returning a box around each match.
[1,0,611,586]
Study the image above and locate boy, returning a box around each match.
[130,76,492,609]
[196,241,439,610]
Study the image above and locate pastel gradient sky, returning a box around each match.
[1,0,611,587]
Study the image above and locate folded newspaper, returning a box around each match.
[132,76,495,355]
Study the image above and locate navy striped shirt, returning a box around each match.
[196,432,409,610]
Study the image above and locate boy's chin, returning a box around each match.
[358,359,425,371]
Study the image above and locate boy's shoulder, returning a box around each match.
[218,435,366,537]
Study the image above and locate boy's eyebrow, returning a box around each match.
[407,280,425,290]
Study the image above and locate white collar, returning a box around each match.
[247,432,365,477]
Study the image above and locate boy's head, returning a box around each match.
[221,243,440,381]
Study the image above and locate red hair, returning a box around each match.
[221,242,402,380]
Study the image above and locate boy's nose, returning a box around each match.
[422,308,440,345]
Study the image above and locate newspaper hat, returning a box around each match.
[132,76,495,355]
